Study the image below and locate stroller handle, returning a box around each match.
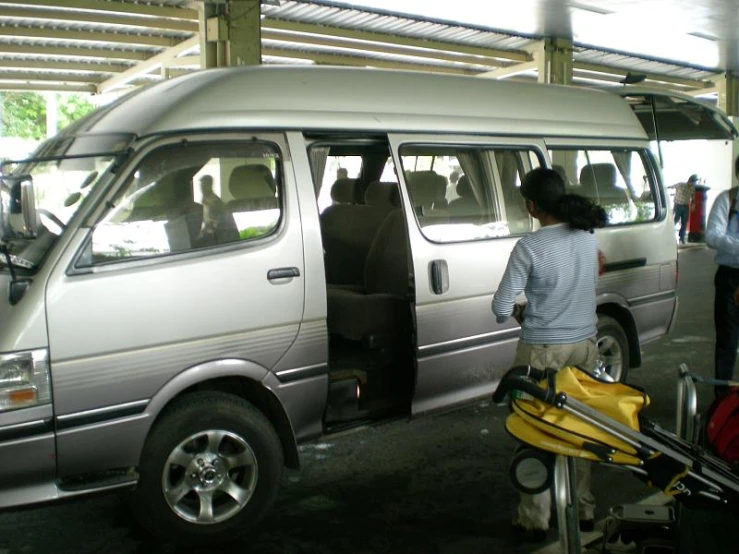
[492,365,555,404]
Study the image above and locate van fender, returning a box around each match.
[596,294,641,369]
[140,359,300,468]
[144,358,269,417]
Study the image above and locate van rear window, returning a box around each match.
[548,148,657,225]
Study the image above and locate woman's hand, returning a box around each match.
[512,303,525,324]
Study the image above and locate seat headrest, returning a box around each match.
[406,170,446,206]
[364,181,400,207]
[138,167,198,208]
[552,164,567,183]
[330,178,357,204]
[580,163,617,188]
[456,175,473,198]
[579,163,626,202]
[229,165,276,200]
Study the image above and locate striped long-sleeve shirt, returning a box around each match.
[492,223,598,344]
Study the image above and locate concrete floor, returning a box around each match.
[0,245,729,554]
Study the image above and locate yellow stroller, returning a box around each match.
[493,365,739,553]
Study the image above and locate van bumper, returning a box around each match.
[0,430,58,508]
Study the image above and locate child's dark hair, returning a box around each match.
[520,167,608,233]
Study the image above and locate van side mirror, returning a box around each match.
[20,178,39,238]
[0,174,37,239]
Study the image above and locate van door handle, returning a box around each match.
[430,260,449,295]
[267,267,301,280]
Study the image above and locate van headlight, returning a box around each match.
[0,349,51,412]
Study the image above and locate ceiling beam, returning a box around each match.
[0,6,199,32]
[162,55,200,69]
[0,81,97,93]
[262,47,480,76]
[477,60,539,79]
[0,71,100,83]
[98,36,199,93]
[0,0,197,20]
[573,61,712,89]
[0,43,149,60]
[0,58,127,73]
[262,28,506,68]
[0,26,181,47]
[263,18,531,63]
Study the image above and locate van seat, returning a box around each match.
[129,166,204,250]
[364,180,400,208]
[406,170,448,223]
[579,163,629,206]
[227,164,278,212]
[320,180,399,286]
[448,175,481,222]
[327,209,411,347]
[330,178,359,204]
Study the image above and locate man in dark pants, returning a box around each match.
[673,174,698,244]
[706,155,739,394]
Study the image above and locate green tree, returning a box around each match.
[58,93,95,130]
[2,92,46,140]
[1,92,96,140]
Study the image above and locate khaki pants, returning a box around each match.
[512,338,598,531]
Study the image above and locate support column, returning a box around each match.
[224,0,262,67]
[717,74,739,188]
[717,72,739,117]
[198,2,219,69]
[530,37,573,85]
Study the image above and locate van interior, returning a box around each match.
[309,138,417,430]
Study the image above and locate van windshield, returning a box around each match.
[0,133,132,271]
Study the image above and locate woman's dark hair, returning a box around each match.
[520,167,608,233]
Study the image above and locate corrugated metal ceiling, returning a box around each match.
[0,0,726,97]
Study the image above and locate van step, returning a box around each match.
[58,469,138,494]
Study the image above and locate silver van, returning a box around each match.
[0,67,733,544]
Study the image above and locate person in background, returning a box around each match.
[199,175,226,237]
[705,155,739,395]
[446,170,460,203]
[492,167,608,542]
[336,167,349,180]
[673,174,698,244]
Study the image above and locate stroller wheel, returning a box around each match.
[510,446,554,495]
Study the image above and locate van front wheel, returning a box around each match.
[596,315,629,382]
[130,391,283,545]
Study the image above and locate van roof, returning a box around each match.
[82,66,648,141]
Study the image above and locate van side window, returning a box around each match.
[549,148,656,225]
[398,145,541,242]
[88,141,282,264]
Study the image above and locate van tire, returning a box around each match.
[596,315,629,382]
[129,391,283,545]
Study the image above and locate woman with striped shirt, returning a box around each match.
[493,167,607,542]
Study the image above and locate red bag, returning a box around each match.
[706,388,739,462]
